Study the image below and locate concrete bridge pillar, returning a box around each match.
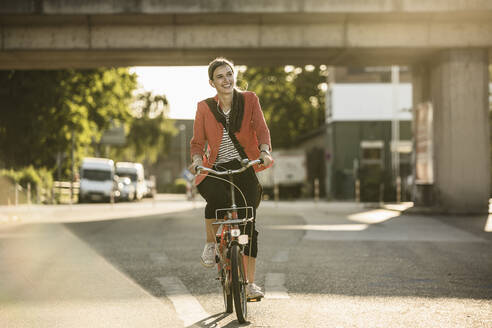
[412,49,490,213]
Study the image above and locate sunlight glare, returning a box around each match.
[318,82,328,92]
[485,200,492,232]
[305,64,315,72]
[485,215,492,232]
[265,224,369,231]
[284,65,294,73]
[348,209,401,224]
[383,202,414,212]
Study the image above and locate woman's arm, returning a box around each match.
[189,103,206,173]
[250,93,272,152]
[250,93,273,166]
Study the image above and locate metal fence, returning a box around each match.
[0,180,79,205]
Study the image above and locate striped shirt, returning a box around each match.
[216,112,242,164]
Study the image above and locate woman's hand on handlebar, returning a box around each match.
[259,151,273,167]
[189,158,203,175]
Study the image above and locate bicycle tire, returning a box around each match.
[230,244,247,323]
[221,265,233,313]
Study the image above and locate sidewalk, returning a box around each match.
[0,223,185,327]
[0,194,205,226]
[0,195,205,327]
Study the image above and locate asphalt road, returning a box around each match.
[1,197,491,327]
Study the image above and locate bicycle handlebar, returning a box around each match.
[196,158,263,176]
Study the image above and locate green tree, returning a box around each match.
[0,68,137,177]
[110,91,176,164]
[238,65,328,148]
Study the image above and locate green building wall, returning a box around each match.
[330,120,412,200]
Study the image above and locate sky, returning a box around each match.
[131,66,414,122]
[130,66,213,120]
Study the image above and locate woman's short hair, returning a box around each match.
[208,57,234,81]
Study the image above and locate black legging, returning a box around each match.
[197,159,259,258]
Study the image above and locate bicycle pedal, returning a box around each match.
[247,297,262,302]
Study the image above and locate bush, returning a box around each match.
[0,166,53,204]
[171,178,187,194]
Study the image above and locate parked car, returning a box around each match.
[144,178,156,198]
[115,162,146,201]
[79,157,117,203]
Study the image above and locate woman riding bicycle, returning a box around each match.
[189,57,273,299]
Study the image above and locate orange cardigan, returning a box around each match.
[190,91,272,185]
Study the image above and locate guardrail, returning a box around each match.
[0,180,80,206]
[53,181,79,204]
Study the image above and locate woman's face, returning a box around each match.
[210,64,234,94]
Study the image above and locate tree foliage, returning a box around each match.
[238,65,328,148]
[0,68,175,180]
[110,91,177,164]
[0,68,137,174]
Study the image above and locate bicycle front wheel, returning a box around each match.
[230,244,247,323]
[220,265,233,313]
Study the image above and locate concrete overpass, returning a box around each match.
[1,0,490,213]
[2,0,492,67]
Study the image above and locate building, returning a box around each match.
[328,83,412,201]
[298,69,414,202]
[147,119,194,192]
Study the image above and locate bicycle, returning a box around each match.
[196,158,263,324]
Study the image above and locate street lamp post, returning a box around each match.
[179,124,186,171]
[391,66,401,203]
[70,124,75,205]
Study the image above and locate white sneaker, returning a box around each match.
[200,243,216,268]
[246,283,264,299]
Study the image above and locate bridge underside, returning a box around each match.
[0,48,443,69]
[1,11,492,68]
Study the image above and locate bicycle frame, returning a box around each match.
[197,158,261,256]
[196,158,262,322]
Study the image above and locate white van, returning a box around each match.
[79,157,116,203]
[115,162,146,201]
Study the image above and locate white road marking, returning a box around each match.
[156,276,210,327]
[150,252,169,266]
[265,273,290,299]
[272,250,289,262]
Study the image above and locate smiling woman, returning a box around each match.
[188,57,274,306]
[130,66,217,120]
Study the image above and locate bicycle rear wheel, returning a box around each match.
[230,244,247,323]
